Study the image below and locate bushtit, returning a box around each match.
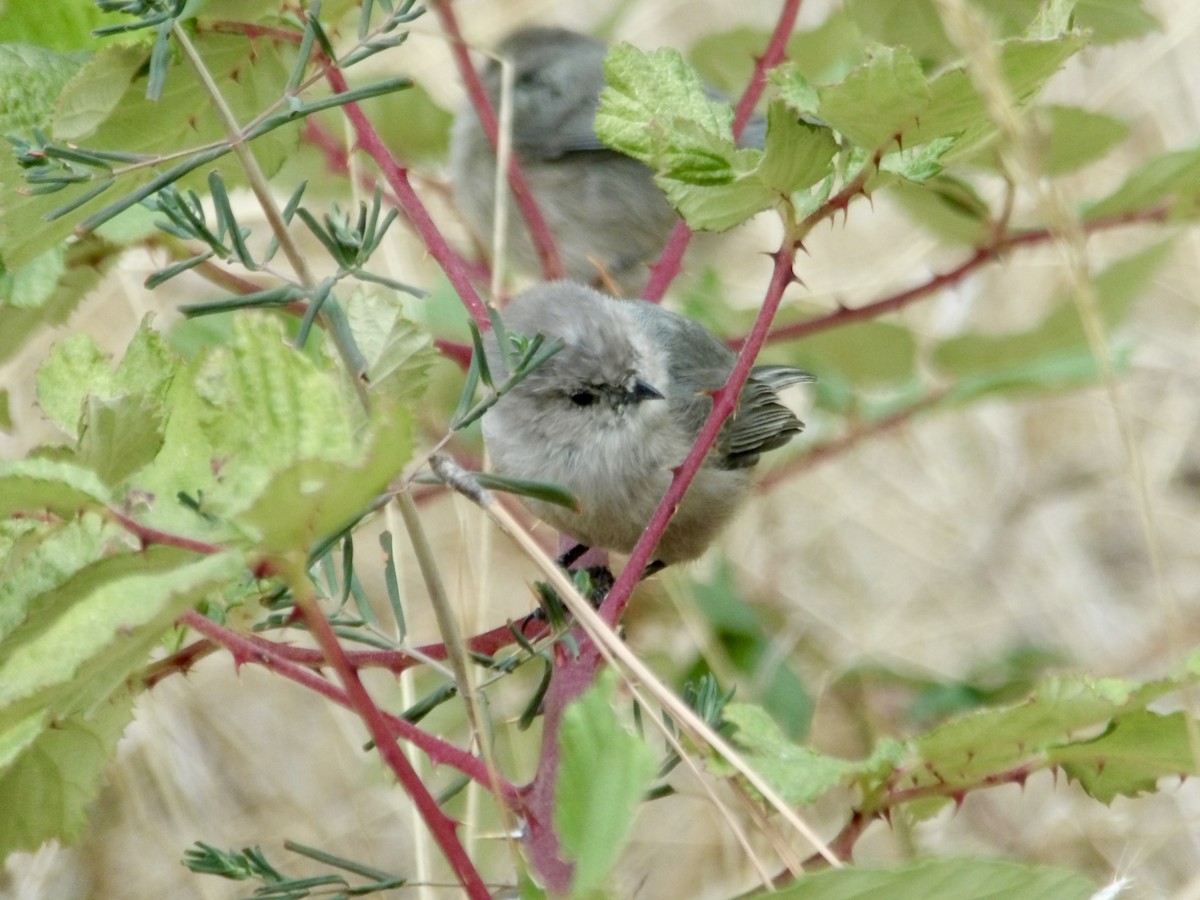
[450,27,764,294]
[482,281,813,566]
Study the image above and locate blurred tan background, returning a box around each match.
[3,0,1200,897]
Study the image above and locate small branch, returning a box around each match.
[180,611,521,808]
[143,638,218,688]
[147,615,550,687]
[108,508,223,555]
[599,229,801,628]
[432,0,565,280]
[433,457,842,884]
[797,809,868,871]
[289,588,492,898]
[643,0,804,302]
[747,204,1171,349]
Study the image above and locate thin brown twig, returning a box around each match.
[285,593,492,898]
[179,611,523,807]
[745,206,1171,349]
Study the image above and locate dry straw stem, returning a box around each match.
[393,489,525,877]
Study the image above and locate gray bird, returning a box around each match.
[450,26,764,295]
[482,281,813,566]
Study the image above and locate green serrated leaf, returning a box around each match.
[1049,709,1200,803]
[0,244,99,366]
[0,44,89,134]
[757,102,840,198]
[35,319,176,476]
[4,34,296,268]
[659,174,773,232]
[817,45,930,150]
[79,393,167,486]
[598,44,736,170]
[36,333,113,436]
[765,857,1094,900]
[0,458,110,518]
[0,514,116,644]
[342,290,436,406]
[556,672,657,898]
[194,313,357,508]
[905,35,1089,163]
[236,411,411,553]
[0,692,135,856]
[0,550,243,721]
[902,673,1181,815]
[0,245,66,309]
[716,704,850,805]
[596,44,772,232]
[51,45,146,141]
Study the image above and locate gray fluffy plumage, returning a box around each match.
[482,281,813,564]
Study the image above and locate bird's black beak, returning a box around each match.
[632,379,664,402]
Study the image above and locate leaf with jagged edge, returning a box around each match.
[711,702,905,805]
[910,34,1089,164]
[556,672,657,898]
[900,674,1182,820]
[597,45,840,230]
[0,458,110,519]
[814,45,930,150]
[0,543,243,856]
[191,313,414,551]
[0,550,244,726]
[0,692,135,855]
[0,514,117,644]
[35,320,177,487]
[4,32,295,268]
[760,857,1094,900]
[1049,709,1200,803]
[341,290,437,407]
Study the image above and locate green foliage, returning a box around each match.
[710,667,1200,828]
[0,0,1195,895]
[182,839,408,896]
[934,240,1174,401]
[763,857,1094,899]
[556,673,658,897]
[683,563,813,740]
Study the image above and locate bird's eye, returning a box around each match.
[568,389,596,407]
